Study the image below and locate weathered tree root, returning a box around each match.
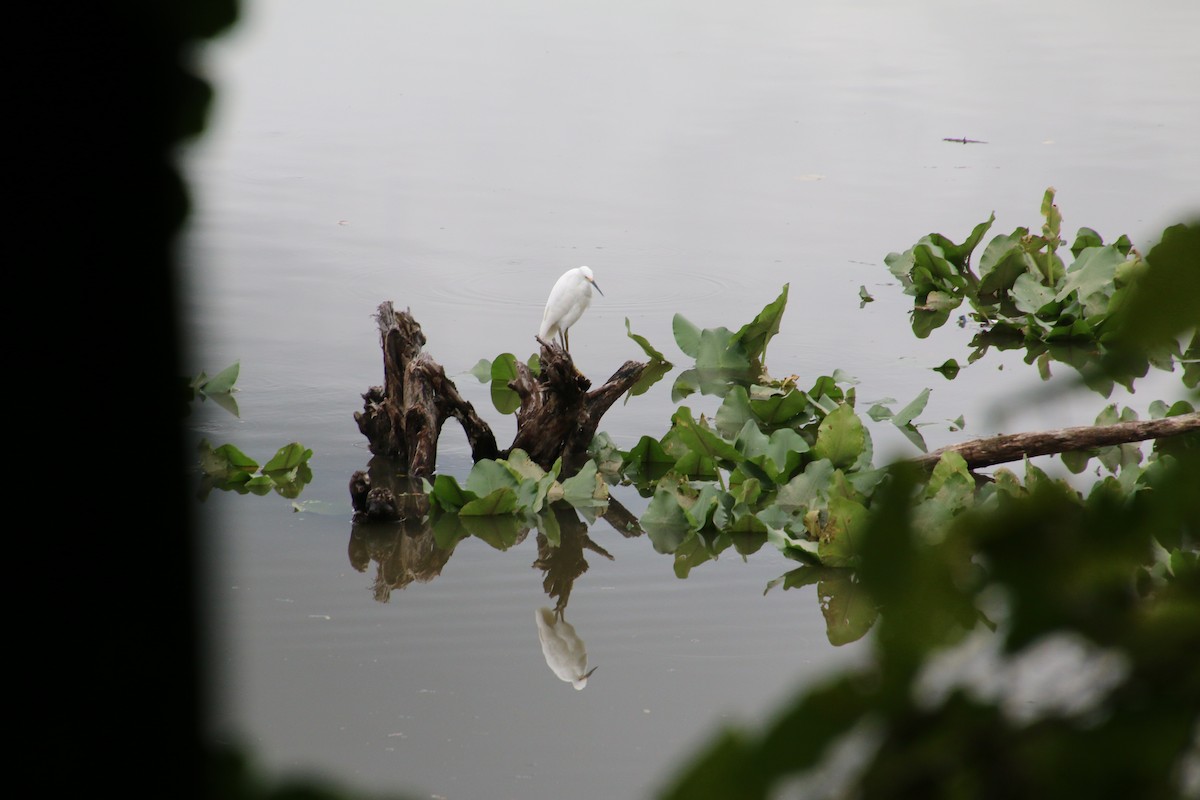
[354,303,499,474]
[354,302,650,480]
[911,412,1200,471]
[509,336,649,476]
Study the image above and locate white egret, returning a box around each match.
[538,266,603,352]
[535,607,597,690]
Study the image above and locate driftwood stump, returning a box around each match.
[354,302,650,479]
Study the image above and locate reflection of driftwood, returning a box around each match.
[349,465,430,523]
[533,504,614,616]
[349,519,456,603]
[354,302,649,478]
[599,495,645,539]
[912,413,1200,471]
[348,463,454,602]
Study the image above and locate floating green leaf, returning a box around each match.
[1055,245,1125,305]
[642,482,693,552]
[626,317,668,361]
[561,460,607,509]
[672,313,702,358]
[670,407,744,469]
[714,385,754,438]
[731,284,789,373]
[812,495,869,568]
[933,359,961,380]
[735,420,808,483]
[469,358,493,382]
[459,487,519,516]
[465,458,521,498]
[626,357,673,400]
[1011,272,1058,314]
[776,459,836,512]
[202,361,240,395]
[625,435,675,485]
[199,441,258,481]
[892,388,930,428]
[748,388,812,430]
[811,404,865,470]
[426,473,471,511]
[262,443,313,476]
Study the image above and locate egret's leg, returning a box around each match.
[564,328,570,352]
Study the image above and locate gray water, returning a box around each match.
[185,1,1199,797]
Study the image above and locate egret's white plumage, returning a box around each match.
[535,607,597,690]
[538,266,603,352]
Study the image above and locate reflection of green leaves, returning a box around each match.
[625,318,674,399]
[890,388,931,452]
[588,433,624,483]
[912,290,959,338]
[817,570,877,645]
[431,510,470,549]
[625,435,675,486]
[673,532,715,578]
[470,352,540,413]
[458,513,523,549]
[642,478,693,552]
[489,353,521,414]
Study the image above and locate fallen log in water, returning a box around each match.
[911,412,1200,471]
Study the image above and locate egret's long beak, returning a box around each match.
[590,278,604,296]
[572,665,599,690]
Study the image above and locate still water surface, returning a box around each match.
[185,1,1198,797]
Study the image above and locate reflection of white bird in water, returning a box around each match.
[535,607,597,690]
[538,266,603,352]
